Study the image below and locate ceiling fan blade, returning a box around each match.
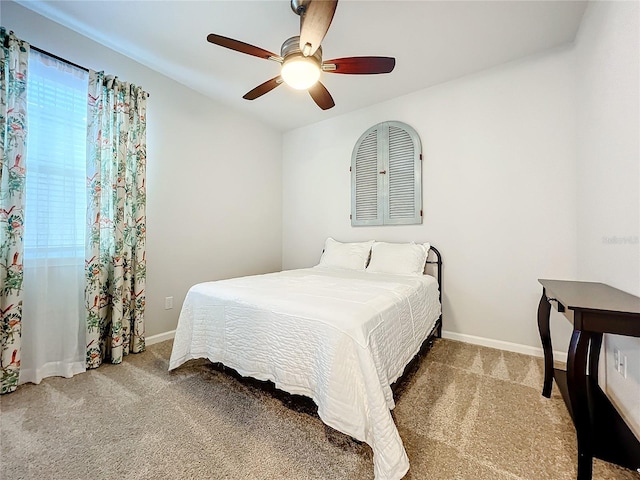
[299,0,338,56]
[323,57,396,75]
[207,34,281,61]
[308,81,335,110]
[243,76,283,100]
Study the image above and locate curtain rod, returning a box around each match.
[30,45,150,98]
[30,45,88,73]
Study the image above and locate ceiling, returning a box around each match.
[16,0,587,132]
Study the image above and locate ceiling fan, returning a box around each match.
[206,0,396,110]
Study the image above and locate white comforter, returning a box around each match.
[169,266,441,480]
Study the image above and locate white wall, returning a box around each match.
[574,0,640,437]
[2,1,283,338]
[283,47,578,353]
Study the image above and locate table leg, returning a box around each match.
[588,333,603,381]
[537,289,554,398]
[567,328,593,480]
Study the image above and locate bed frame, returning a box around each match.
[425,245,443,338]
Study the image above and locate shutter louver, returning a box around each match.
[353,129,380,225]
[387,125,416,221]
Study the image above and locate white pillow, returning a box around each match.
[318,237,374,271]
[366,242,431,276]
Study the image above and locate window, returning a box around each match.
[24,49,88,259]
[18,49,89,385]
[351,121,422,226]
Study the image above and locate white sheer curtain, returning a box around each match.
[19,49,89,384]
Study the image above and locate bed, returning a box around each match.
[169,239,442,480]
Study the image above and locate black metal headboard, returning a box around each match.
[425,246,442,305]
[426,246,443,338]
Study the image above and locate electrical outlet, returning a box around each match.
[620,354,627,378]
[164,296,173,310]
[614,348,621,373]
[613,348,628,377]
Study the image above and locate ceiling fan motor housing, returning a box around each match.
[281,36,322,64]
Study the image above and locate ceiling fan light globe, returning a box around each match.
[281,56,321,90]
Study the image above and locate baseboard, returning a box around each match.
[442,330,568,363]
[146,330,176,346]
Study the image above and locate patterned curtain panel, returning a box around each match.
[0,29,29,394]
[85,71,147,369]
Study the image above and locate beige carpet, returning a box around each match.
[1,338,638,480]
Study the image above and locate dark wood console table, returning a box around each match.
[537,279,640,479]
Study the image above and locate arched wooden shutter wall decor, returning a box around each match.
[351,121,422,226]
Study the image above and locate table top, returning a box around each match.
[539,279,640,316]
